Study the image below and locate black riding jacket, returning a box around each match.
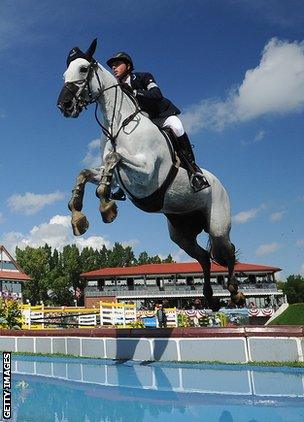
[128,72,181,119]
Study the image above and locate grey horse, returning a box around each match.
[57,40,245,310]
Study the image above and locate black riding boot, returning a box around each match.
[177,133,210,191]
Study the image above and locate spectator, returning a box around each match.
[156,304,167,328]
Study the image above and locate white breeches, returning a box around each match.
[152,115,185,137]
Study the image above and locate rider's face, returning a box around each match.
[111,60,130,78]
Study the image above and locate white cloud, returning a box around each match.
[300,263,304,275]
[254,130,266,142]
[0,213,4,224]
[182,38,304,133]
[171,249,189,263]
[232,204,266,224]
[241,130,266,146]
[296,239,304,247]
[0,215,111,254]
[121,239,140,248]
[256,242,281,256]
[270,211,285,221]
[7,191,64,215]
[82,138,104,168]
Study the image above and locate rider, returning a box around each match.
[106,52,210,199]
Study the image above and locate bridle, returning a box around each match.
[58,61,141,151]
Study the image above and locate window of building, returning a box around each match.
[145,278,157,287]
[127,278,134,290]
[248,275,256,284]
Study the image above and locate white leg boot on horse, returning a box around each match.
[68,168,94,236]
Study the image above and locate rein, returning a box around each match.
[79,62,141,150]
[94,83,141,151]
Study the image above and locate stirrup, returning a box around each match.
[190,172,211,192]
[111,188,126,201]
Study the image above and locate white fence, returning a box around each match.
[21,302,138,329]
[78,314,98,326]
[99,302,137,326]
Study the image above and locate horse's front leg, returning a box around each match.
[95,153,120,224]
[227,266,246,308]
[69,168,100,236]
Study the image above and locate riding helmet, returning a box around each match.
[106,52,134,71]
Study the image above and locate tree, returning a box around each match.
[283,275,304,304]
[61,244,82,293]
[80,247,100,272]
[138,251,150,265]
[97,245,109,268]
[123,246,136,267]
[149,255,162,264]
[16,246,51,304]
[50,248,59,270]
[47,274,74,306]
[162,254,174,263]
[108,242,136,267]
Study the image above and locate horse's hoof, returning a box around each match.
[210,298,221,312]
[227,283,238,294]
[100,199,118,224]
[71,211,89,236]
[231,292,246,307]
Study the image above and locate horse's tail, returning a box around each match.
[207,236,236,268]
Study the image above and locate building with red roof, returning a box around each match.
[0,245,31,298]
[81,261,284,309]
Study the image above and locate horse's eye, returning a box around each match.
[80,66,88,73]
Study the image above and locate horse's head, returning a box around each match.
[57,39,100,118]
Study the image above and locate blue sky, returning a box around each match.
[0,0,303,279]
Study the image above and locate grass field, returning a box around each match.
[269,303,304,325]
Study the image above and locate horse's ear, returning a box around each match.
[86,38,97,61]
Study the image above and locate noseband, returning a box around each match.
[57,62,101,117]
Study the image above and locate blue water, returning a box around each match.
[1,355,304,422]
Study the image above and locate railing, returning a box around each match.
[99,302,136,326]
[85,283,280,297]
[20,304,280,331]
[21,302,137,329]
[21,303,182,329]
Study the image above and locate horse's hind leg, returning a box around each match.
[69,168,100,236]
[166,212,220,311]
[209,236,246,307]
